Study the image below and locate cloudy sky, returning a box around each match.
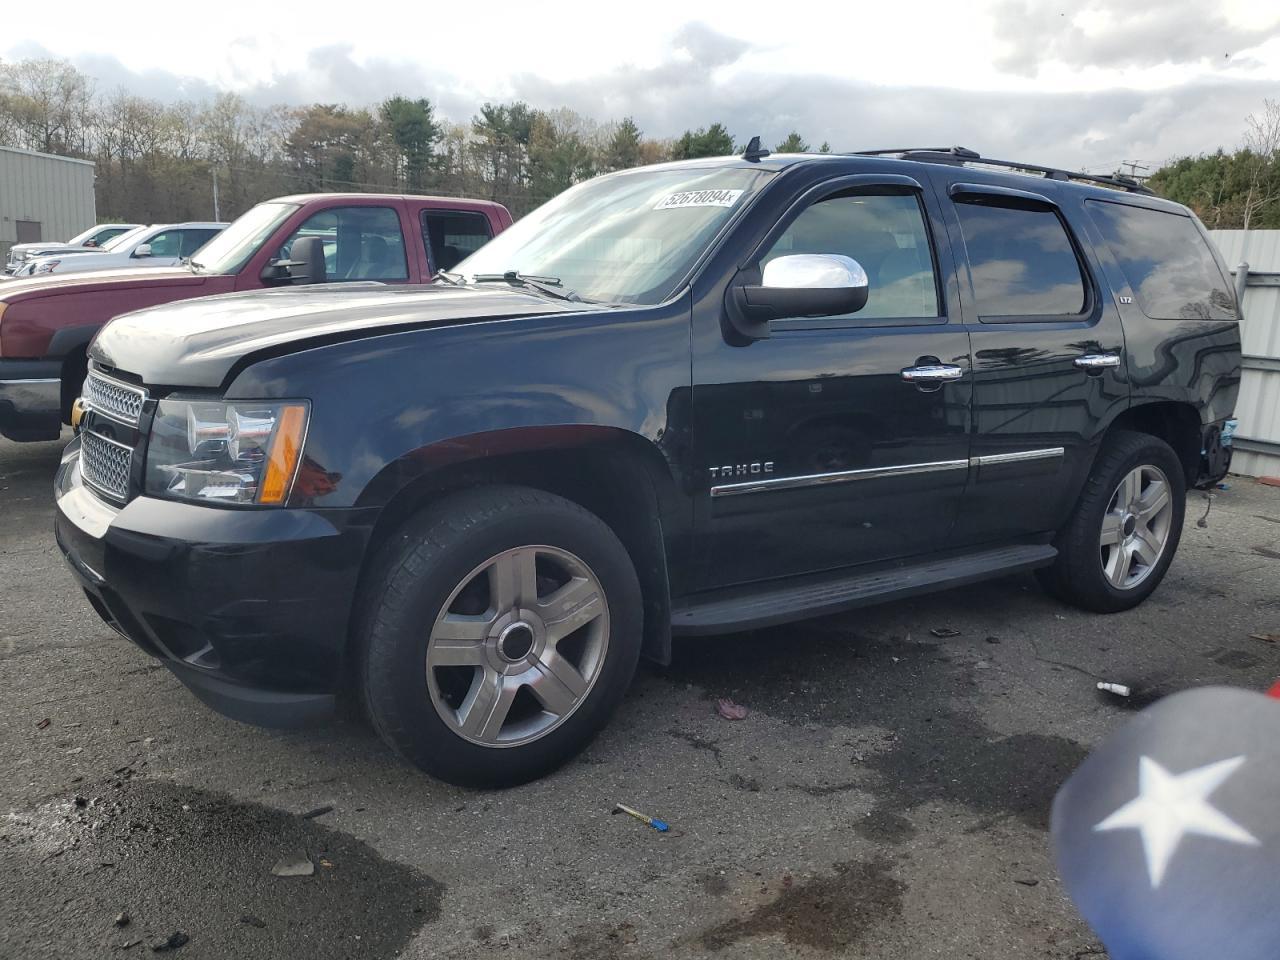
[5,0,1279,170]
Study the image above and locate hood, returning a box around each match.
[90,283,587,388]
[0,266,207,302]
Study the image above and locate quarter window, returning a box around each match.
[762,190,940,320]
[1086,200,1234,320]
[278,206,408,282]
[953,200,1087,318]
[422,210,493,272]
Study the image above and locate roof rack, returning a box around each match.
[850,145,1154,196]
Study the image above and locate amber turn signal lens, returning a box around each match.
[257,404,308,505]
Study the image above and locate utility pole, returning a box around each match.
[1119,160,1150,180]
[211,167,221,221]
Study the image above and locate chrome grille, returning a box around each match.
[83,371,146,425]
[81,431,133,500]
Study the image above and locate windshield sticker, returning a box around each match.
[655,189,744,210]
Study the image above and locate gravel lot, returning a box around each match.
[3,432,1278,959]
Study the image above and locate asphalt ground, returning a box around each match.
[2,431,1279,959]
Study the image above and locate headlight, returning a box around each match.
[35,260,60,274]
[145,399,310,505]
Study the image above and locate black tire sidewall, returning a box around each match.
[1054,433,1187,611]
[363,490,642,787]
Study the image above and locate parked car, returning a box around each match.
[3,223,141,276]
[0,194,509,441]
[14,222,227,278]
[52,147,1241,787]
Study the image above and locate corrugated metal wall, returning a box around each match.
[1211,230,1280,479]
[0,146,97,259]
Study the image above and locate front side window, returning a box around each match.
[1086,200,1234,320]
[423,210,493,272]
[455,166,772,305]
[279,206,408,281]
[954,199,1087,318]
[142,230,183,258]
[761,190,940,320]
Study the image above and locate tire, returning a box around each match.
[359,485,642,787]
[1037,430,1186,613]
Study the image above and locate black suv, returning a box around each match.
[54,147,1241,786]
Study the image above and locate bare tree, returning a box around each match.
[1242,99,1280,231]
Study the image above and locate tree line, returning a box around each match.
[4,56,1275,230]
[1146,99,1280,230]
[0,57,828,224]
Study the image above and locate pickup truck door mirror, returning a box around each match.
[132,243,153,258]
[261,236,328,286]
[726,254,870,340]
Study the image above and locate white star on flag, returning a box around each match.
[1094,755,1260,888]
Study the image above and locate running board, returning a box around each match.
[671,544,1057,636]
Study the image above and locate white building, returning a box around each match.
[0,145,96,261]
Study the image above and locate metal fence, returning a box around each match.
[1210,230,1280,480]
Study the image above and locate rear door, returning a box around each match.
[929,173,1130,545]
[691,172,973,589]
[420,208,495,274]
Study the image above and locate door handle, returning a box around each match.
[1074,354,1121,371]
[901,364,964,384]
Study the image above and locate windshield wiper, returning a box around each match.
[434,269,464,286]
[187,259,206,273]
[471,271,584,303]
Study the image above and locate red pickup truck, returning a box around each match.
[0,193,511,441]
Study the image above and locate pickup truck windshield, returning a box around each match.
[189,202,300,274]
[101,226,148,252]
[455,166,772,305]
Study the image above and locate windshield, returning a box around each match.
[455,165,772,305]
[65,226,100,246]
[101,226,149,252]
[189,202,300,274]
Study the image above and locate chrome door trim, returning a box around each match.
[710,458,969,498]
[710,447,1066,497]
[970,447,1065,467]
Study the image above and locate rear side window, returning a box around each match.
[422,210,493,272]
[953,199,1087,318]
[180,229,221,258]
[1086,201,1234,320]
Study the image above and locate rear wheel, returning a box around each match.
[359,485,642,787]
[1037,431,1185,613]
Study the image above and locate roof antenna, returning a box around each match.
[742,135,770,162]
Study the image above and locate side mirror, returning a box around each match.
[132,243,153,258]
[261,236,327,285]
[726,254,869,340]
[83,240,98,248]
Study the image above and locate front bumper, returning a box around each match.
[54,438,377,728]
[0,358,62,441]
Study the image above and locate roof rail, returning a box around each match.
[850,145,1154,195]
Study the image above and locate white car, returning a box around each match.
[3,223,141,276]
[17,222,227,278]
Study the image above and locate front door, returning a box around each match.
[691,174,973,590]
[927,172,1130,545]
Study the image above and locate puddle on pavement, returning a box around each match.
[0,778,442,958]
[669,629,1087,834]
[697,856,906,952]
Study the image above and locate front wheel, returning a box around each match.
[359,485,642,787]
[1037,431,1186,613]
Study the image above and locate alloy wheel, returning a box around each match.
[425,545,610,747]
[1099,464,1174,590]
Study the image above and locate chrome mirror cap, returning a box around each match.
[762,254,868,290]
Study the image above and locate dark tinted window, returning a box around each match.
[954,200,1086,317]
[423,210,493,272]
[762,190,940,319]
[180,229,221,258]
[1086,201,1234,320]
[279,206,408,281]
